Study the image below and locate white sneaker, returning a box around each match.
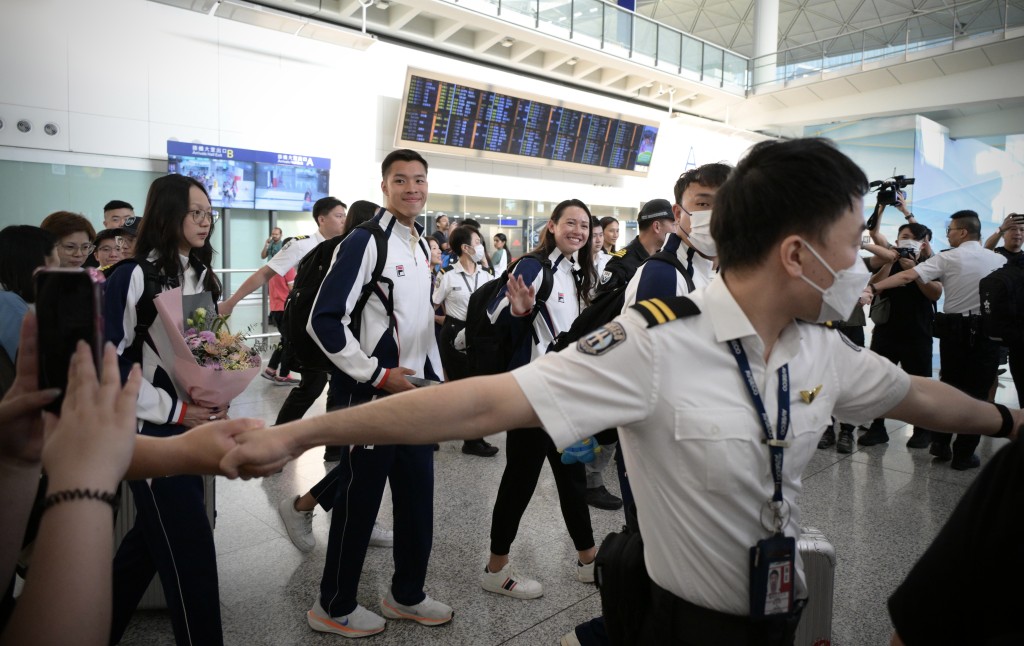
[380,589,453,626]
[278,496,314,553]
[480,562,543,599]
[560,629,583,646]
[576,559,595,583]
[369,523,393,547]
[307,600,385,638]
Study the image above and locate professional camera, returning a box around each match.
[895,246,917,260]
[870,175,915,206]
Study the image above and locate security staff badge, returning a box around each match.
[799,384,822,404]
[578,322,626,356]
[600,270,612,284]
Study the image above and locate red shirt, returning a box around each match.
[268,267,296,312]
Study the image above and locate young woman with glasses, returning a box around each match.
[103,174,227,645]
[39,211,96,268]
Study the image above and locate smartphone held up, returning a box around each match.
[35,267,106,413]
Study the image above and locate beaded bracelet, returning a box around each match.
[43,488,118,512]
[993,403,1014,438]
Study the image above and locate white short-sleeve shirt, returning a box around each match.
[432,262,495,321]
[512,277,910,615]
[913,241,1006,314]
[267,230,326,276]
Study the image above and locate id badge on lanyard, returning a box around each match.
[727,339,796,617]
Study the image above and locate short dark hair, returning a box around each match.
[40,211,96,242]
[898,222,931,241]
[712,138,868,273]
[382,149,428,179]
[462,218,481,229]
[93,229,121,246]
[449,225,480,258]
[103,199,133,213]
[0,225,56,303]
[950,209,981,238]
[312,197,346,223]
[342,200,380,234]
[435,213,448,224]
[673,162,733,205]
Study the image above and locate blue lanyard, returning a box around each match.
[728,339,790,505]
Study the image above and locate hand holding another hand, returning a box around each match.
[220,424,302,480]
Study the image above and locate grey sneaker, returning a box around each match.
[836,427,855,454]
[369,523,393,547]
[380,589,453,626]
[817,428,836,449]
[307,600,385,638]
[278,496,314,553]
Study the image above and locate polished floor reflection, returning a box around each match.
[119,371,1018,645]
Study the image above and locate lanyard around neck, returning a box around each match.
[728,339,790,507]
[459,269,480,294]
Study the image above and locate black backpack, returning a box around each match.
[102,258,173,363]
[464,252,553,376]
[281,219,390,372]
[981,256,1024,346]
[550,250,695,353]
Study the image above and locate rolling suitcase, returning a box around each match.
[795,526,836,646]
[113,475,216,609]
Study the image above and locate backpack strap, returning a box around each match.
[648,248,696,293]
[631,296,701,327]
[106,258,178,362]
[349,213,395,339]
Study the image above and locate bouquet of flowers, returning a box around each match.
[151,287,261,409]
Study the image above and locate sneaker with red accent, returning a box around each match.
[380,589,453,626]
[480,562,543,599]
[273,374,300,386]
[307,601,385,638]
[261,368,277,381]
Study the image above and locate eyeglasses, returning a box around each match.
[946,226,966,234]
[96,245,120,253]
[61,243,95,255]
[187,209,220,224]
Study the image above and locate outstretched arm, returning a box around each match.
[222,373,538,478]
[886,375,1021,440]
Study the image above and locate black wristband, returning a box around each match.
[993,403,1014,438]
[43,488,119,512]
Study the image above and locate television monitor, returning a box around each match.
[166,142,331,211]
[396,69,660,176]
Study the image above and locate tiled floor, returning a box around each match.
[118,370,1019,646]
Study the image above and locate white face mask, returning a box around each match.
[471,244,485,262]
[896,239,922,254]
[799,239,870,324]
[686,209,716,257]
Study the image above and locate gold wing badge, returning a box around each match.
[800,384,822,404]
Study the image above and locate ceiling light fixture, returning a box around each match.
[500,36,515,47]
[374,0,390,8]
[567,56,578,65]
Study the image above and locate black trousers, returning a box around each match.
[1008,343,1024,409]
[870,330,933,429]
[318,442,435,616]
[275,369,329,425]
[438,317,468,381]
[110,423,221,646]
[266,311,293,376]
[929,329,1000,456]
[489,426,594,555]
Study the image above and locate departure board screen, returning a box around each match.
[396,69,659,176]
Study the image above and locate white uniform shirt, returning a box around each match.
[432,262,495,321]
[267,230,326,276]
[512,277,910,615]
[622,234,714,310]
[913,241,1006,314]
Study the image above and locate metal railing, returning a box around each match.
[448,0,748,94]
[750,0,1022,88]
[445,0,1022,95]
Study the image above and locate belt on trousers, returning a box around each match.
[649,582,805,645]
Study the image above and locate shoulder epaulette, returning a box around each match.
[294,235,310,240]
[631,296,701,327]
[611,249,628,258]
[439,266,453,275]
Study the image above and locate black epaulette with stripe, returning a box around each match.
[631,296,701,327]
[439,266,453,275]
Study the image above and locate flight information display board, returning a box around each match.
[396,69,658,176]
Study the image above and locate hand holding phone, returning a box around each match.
[35,268,106,413]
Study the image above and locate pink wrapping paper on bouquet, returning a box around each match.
[151,287,260,408]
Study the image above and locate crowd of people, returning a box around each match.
[1,138,1022,646]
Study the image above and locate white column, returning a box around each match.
[752,0,780,88]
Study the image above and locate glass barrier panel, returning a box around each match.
[701,44,723,86]
[681,34,703,81]
[723,51,746,89]
[633,14,658,63]
[538,0,572,36]
[500,0,537,25]
[603,4,633,53]
[657,25,681,69]
[573,0,604,43]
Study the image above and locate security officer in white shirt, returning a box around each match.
[224,139,1024,645]
[219,197,348,427]
[867,209,1007,470]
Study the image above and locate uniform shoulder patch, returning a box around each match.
[577,321,627,356]
[631,296,701,327]
[439,266,452,275]
[611,249,628,258]
[836,328,863,352]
